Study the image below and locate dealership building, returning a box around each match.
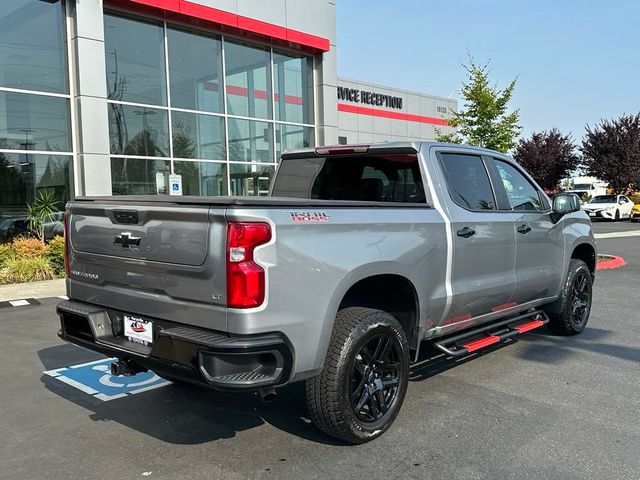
[0,0,456,215]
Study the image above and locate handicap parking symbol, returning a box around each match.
[44,357,170,401]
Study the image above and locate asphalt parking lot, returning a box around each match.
[591,218,640,235]
[1,229,639,480]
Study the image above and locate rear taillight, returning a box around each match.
[226,222,272,308]
[63,212,70,277]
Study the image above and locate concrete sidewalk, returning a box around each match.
[0,278,66,302]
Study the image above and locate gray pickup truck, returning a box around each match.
[57,142,595,443]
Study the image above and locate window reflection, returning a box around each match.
[0,0,68,94]
[101,16,317,198]
[228,118,273,162]
[0,92,71,152]
[0,153,72,232]
[174,160,227,196]
[105,15,166,106]
[172,111,225,160]
[111,158,170,195]
[273,52,313,124]
[168,28,223,113]
[108,104,169,157]
[225,41,272,119]
[276,124,314,159]
[230,163,274,196]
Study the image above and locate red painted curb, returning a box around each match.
[596,255,626,270]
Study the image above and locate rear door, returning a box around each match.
[435,151,516,324]
[488,157,564,304]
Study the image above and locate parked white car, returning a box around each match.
[582,194,634,220]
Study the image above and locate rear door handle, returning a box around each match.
[517,224,532,234]
[456,226,476,238]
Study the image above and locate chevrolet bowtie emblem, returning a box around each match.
[114,232,141,249]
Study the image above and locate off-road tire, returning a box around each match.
[305,307,410,444]
[547,259,593,335]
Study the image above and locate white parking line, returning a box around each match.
[594,230,640,239]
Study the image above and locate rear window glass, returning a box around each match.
[271,155,426,203]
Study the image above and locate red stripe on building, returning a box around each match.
[108,0,330,53]
[337,103,449,126]
[284,95,303,105]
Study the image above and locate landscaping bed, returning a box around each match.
[0,237,65,285]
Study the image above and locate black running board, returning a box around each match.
[434,310,549,358]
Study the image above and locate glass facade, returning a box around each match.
[0,4,318,227]
[0,0,72,227]
[105,13,315,197]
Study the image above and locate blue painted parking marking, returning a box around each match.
[44,357,170,401]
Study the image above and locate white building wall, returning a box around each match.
[337,77,457,144]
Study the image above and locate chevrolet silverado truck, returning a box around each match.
[57,142,596,443]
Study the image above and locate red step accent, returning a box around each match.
[463,335,500,353]
[515,319,544,333]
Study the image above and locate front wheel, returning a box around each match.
[305,307,410,444]
[614,209,620,221]
[547,259,593,335]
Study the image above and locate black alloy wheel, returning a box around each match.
[546,259,593,335]
[569,270,591,329]
[350,334,403,423]
[305,307,410,443]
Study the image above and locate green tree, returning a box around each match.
[436,56,522,153]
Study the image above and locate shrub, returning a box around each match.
[628,194,640,205]
[11,238,47,258]
[26,190,61,241]
[46,235,66,277]
[0,256,56,285]
[0,243,14,265]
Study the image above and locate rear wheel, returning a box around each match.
[547,259,593,335]
[305,307,410,444]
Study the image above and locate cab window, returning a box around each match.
[439,153,496,210]
[493,159,544,211]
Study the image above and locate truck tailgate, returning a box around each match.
[67,201,228,327]
[71,203,210,266]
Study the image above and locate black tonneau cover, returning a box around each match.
[72,196,429,209]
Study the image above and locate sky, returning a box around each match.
[335,0,640,142]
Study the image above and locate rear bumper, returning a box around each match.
[56,300,293,391]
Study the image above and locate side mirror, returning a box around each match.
[553,193,581,215]
[619,200,625,205]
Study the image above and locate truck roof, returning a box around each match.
[281,141,510,159]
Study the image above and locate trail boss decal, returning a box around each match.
[285,211,331,223]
